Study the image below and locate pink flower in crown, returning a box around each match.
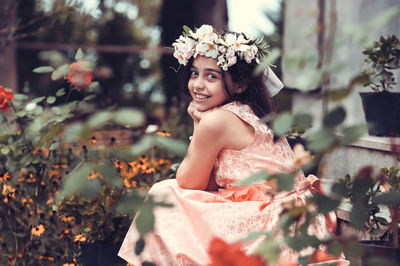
[244,45,259,63]
[227,56,237,68]
[193,24,218,43]
[172,36,196,65]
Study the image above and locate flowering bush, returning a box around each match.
[0,49,180,265]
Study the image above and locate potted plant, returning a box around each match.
[334,166,400,265]
[360,34,400,137]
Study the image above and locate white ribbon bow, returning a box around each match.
[264,66,284,97]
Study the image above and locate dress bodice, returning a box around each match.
[213,102,300,188]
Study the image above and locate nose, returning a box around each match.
[193,76,205,91]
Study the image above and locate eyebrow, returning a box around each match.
[190,65,221,75]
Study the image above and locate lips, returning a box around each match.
[194,93,210,100]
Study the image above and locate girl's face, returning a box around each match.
[188,56,240,112]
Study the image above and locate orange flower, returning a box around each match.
[52,164,67,169]
[31,224,45,237]
[0,85,14,111]
[74,234,86,242]
[61,216,75,222]
[0,172,11,182]
[123,179,137,188]
[88,171,103,180]
[156,130,171,137]
[207,237,265,266]
[39,256,55,261]
[90,136,97,144]
[67,61,93,90]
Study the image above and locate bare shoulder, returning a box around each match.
[198,108,242,133]
[197,108,252,150]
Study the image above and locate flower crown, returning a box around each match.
[172,25,269,71]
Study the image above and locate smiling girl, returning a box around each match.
[118,25,348,266]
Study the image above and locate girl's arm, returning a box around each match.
[176,110,229,190]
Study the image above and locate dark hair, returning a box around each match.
[179,57,277,119]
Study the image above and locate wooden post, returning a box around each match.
[0,0,17,90]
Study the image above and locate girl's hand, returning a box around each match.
[187,101,211,124]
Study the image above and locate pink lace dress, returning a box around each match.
[118,102,344,265]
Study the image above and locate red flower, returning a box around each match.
[208,237,266,266]
[0,85,14,111]
[66,61,93,90]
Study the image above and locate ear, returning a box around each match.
[234,83,248,94]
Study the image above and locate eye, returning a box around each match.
[207,73,218,79]
[190,70,198,76]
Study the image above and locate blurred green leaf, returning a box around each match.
[255,48,281,75]
[75,48,85,60]
[98,163,122,186]
[331,181,347,197]
[113,108,145,127]
[272,112,293,136]
[51,64,69,80]
[135,238,145,255]
[33,66,54,73]
[47,96,56,104]
[130,136,155,155]
[295,69,323,92]
[327,241,343,257]
[350,202,369,228]
[30,96,45,104]
[1,146,10,155]
[373,191,400,206]
[135,204,155,236]
[343,241,364,259]
[352,178,372,201]
[255,238,281,265]
[340,124,368,145]
[14,94,29,101]
[58,162,91,198]
[367,7,400,29]
[293,113,313,131]
[237,171,269,186]
[117,193,144,214]
[83,95,96,102]
[56,88,66,97]
[285,234,320,251]
[306,128,336,152]
[329,73,370,102]
[87,111,112,129]
[275,173,294,191]
[49,143,59,150]
[312,194,341,214]
[88,81,99,90]
[323,106,346,128]
[155,136,188,157]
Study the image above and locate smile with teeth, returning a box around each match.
[194,93,210,100]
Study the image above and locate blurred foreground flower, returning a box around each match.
[0,85,14,111]
[207,237,265,266]
[285,143,313,169]
[67,61,93,89]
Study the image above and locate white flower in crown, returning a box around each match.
[192,24,218,43]
[173,25,269,69]
[195,42,219,59]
